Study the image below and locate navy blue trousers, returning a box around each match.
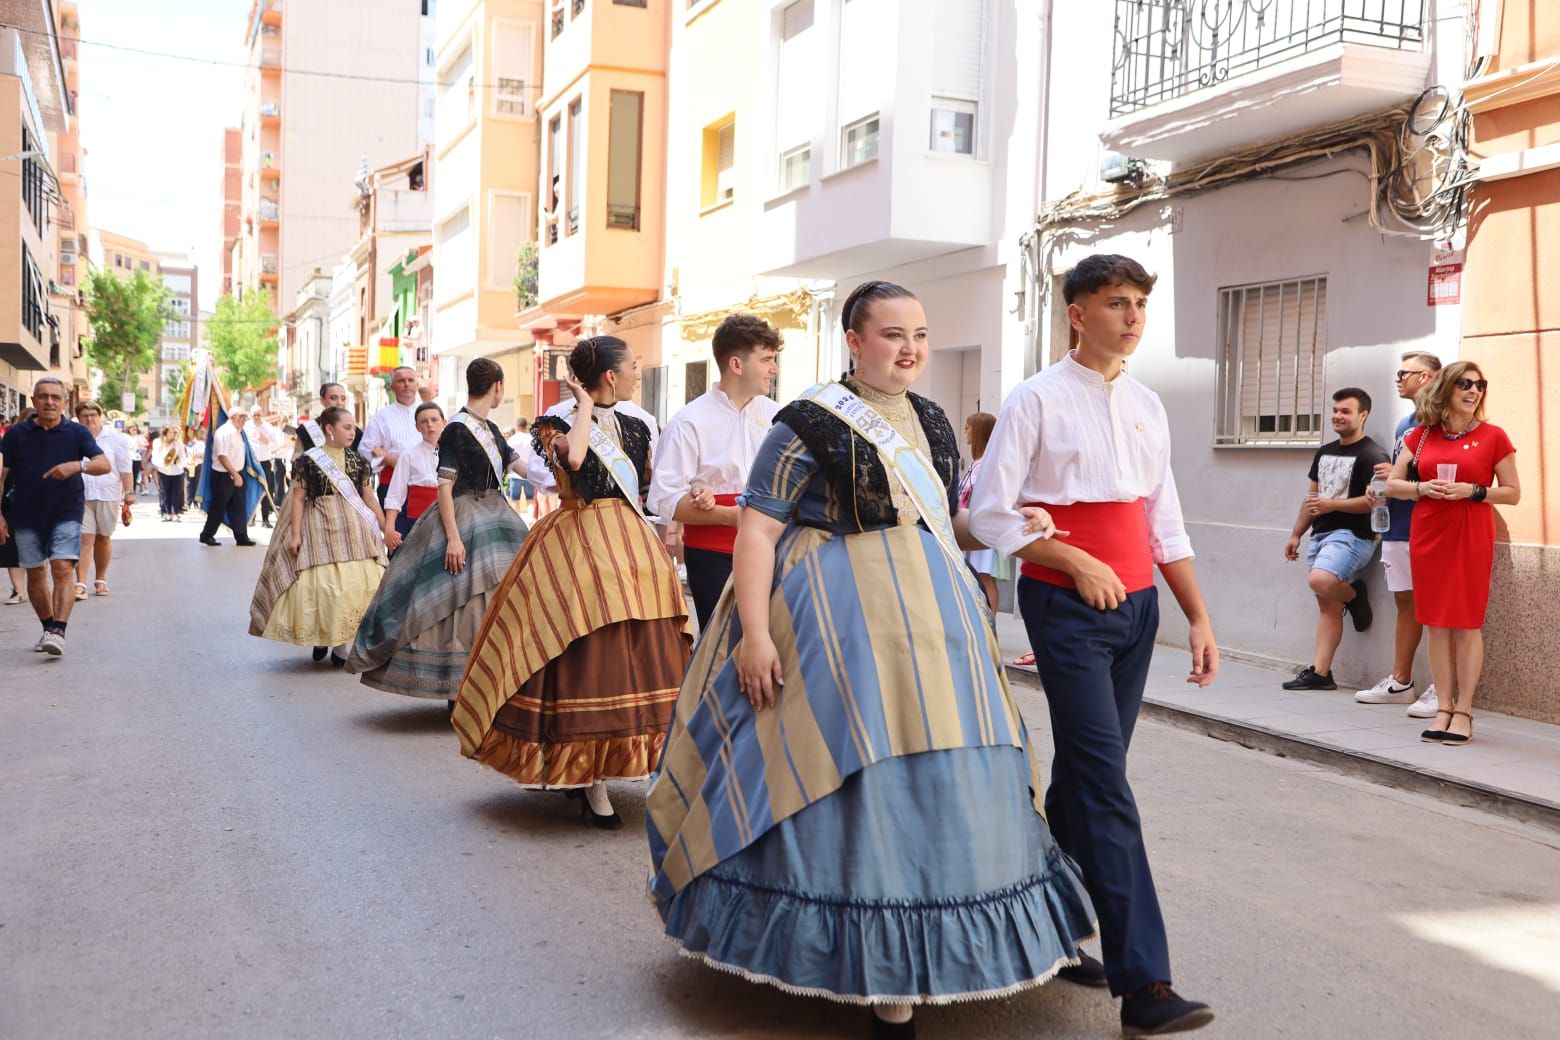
[1018,577,1171,995]
[683,545,733,632]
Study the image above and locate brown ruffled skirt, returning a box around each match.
[452,497,691,788]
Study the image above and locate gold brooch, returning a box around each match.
[1135,421,1145,432]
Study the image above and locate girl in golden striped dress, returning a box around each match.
[452,337,690,828]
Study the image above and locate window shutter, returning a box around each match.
[932,0,984,101]
[492,20,534,115]
[487,193,529,289]
[776,0,815,152]
[1224,277,1327,442]
[837,0,878,125]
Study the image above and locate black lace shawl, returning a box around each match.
[534,411,652,505]
[291,447,374,501]
[437,416,516,495]
[773,380,961,530]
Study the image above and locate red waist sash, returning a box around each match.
[404,483,437,519]
[1020,499,1155,593]
[378,462,395,486]
[681,493,740,554]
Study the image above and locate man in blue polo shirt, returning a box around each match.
[0,376,110,657]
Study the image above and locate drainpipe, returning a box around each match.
[1028,0,1055,376]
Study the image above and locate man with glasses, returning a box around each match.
[0,377,111,656]
[1356,352,1443,718]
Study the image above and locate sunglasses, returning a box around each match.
[1455,378,1488,392]
[1394,369,1431,381]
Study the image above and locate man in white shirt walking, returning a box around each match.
[647,314,781,629]
[73,401,133,598]
[969,254,1219,1037]
[360,367,421,508]
[199,406,256,547]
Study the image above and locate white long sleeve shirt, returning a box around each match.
[646,388,779,520]
[384,438,440,512]
[358,400,420,474]
[967,352,1193,563]
[152,439,189,476]
[83,428,132,502]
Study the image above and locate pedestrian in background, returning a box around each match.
[0,376,111,656]
[198,406,257,548]
[958,410,1002,612]
[380,401,444,548]
[1356,352,1442,717]
[504,418,535,513]
[73,401,134,599]
[249,406,387,667]
[1282,388,1389,691]
[153,425,188,521]
[250,411,282,528]
[186,434,203,511]
[1385,361,1519,746]
[2,407,34,604]
[454,338,688,828]
[126,423,145,496]
[349,364,529,706]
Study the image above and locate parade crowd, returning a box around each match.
[0,255,1519,1038]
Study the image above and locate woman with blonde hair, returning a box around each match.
[1385,360,1519,746]
[153,425,189,521]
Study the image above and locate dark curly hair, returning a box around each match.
[568,335,630,390]
[712,314,782,374]
[1062,254,1157,304]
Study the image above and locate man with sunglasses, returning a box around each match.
[1356,352,1443,716]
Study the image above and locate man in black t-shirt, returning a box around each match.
[1281,387,1390,690]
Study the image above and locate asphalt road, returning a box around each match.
[3,505,1558,1039]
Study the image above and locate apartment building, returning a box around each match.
[287,269,334,416]
[230,0,423,312]
[0,16,68,418]
[154,257,198,428]
[530,0,669,419]
[1021,1,1470,698]
[1454,1,1560,722]
[430,0,545,427]
[221,127,241,297]
[46,0,91,408]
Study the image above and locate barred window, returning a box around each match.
[641,364,667,427]
[1215,276,1327,446]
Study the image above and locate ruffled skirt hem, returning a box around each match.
[470,730,666,788]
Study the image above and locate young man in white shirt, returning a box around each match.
[969,254,1218,1036]
[505,418,535,511]
[73,402,134,598]
[647,314,781,628]
[359,367,421,508]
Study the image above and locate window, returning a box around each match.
[842,115,879,168]
[641,364,667,426]
[21,245,45,341]
[606,91,643,230]
[930,0,983,155]
[20,127,46,235]
[487,191,531,289]
[684,361,708,404]
[615,0,647,6]
[1216,277,1328,446]
[436,205,473,300]
[139,260,151,271]
[837,0,875,144]
[492,20,534,117]
[930,97,976,154]
[567,98,583,235]
[546,115,563,243]
[775,0,816,189]
[439,41,474,137]
[701,118,735,209]
[779,145,810,192]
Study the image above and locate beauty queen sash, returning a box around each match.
[300,418,325,448]
[457,411,506,488]
[799,381,985,605]
[576,404,652,527]
[304,447,384,545]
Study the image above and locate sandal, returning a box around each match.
[1420,708,1453,742]
[4,590,22,605]
[73,582,88,601]
[94,579,110,597]
[1441,709,1474,746]
[1011,650,1037,668]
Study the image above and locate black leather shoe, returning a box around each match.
[234,539,257,547]
[330,652,347,668]
[869,1011,915,1039]
[199,535,220,546]
[1058,951,1109,988]
[1121,983,1214,1037]
[312,646,328,662]
[1344,579,1373,632]
[1281,666,1336,691]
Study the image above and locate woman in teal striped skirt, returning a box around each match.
[646,282,1095,1038]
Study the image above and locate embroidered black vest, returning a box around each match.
[534,412,652,505]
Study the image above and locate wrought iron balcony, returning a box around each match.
[1110,0,1426,117]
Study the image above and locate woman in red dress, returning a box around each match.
[1384,361,1520,746]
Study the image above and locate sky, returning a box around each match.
[76,0,249,313]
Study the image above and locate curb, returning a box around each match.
[1005,665,1560,836]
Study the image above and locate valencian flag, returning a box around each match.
[173,348,269,521]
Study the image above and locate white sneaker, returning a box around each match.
[1355,675,1416,704]
[33,632,48,652]
[40,630,64,656]
[1407,685,1440,718]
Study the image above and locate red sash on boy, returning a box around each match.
[1019,500,1155,593]
[681,494,741,553]
[404,483,438,520]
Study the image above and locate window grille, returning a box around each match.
[1215,276,1328,446]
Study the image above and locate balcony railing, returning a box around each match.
[1109,0,1426,117]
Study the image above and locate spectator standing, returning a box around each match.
[126,423,145,496]
[1356,353,1443,716]
[250,411,283,528]
[186,434,204,510]
[1282,389,1389,690]
[1,407,32,603]
[359,367,420,507]
[199,406,257,547]
[505,418,535,512]
[73,401,134,598]
[0,377,111,656]
[1386,362,1519,746]
[153,425,189,521]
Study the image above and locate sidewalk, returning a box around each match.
[992,613,1560,833]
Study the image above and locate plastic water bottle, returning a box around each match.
[1370,477,1391,533]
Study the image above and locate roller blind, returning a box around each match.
[837,0,879,125]
[933,0,984,101]
[1221,277,1328,443]
[776,0,816,151]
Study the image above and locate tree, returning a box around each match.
[81,268,170,413]
[206,290,281,393]
[515,242,538,311]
